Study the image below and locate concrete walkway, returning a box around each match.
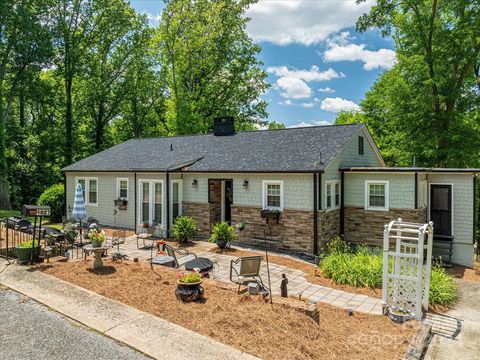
[424,279,480,360]
[0,259,257,360]
[123,237,384,315]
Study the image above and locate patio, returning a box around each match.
[117,235,383,315]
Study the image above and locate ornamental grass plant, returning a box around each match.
[318,237,458,306]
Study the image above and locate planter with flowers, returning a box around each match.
[89,228,107,248]
[176,272,204,302]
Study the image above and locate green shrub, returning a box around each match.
[319,247,458,306]
[172,216,197,243]
[37,184,64,222]
[17,240,40,248]
[178,272,202,283]
[209,221,237,245]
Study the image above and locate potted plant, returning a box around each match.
[89,228,106,247]
[114,198,128,209]
[142,221,149,229]
[15,240,40,261]
[260,209,282,224]
[175,272,204,302]
[172,216,198,243]
[209,221,237,249]
[236,223,246,232]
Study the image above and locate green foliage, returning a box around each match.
[267,121,286,129]
[209,221,237,244]
[178,272,202,283]
[319,245,458,306]
[172,216,198,243]
[355,0,480,167]
[37,184,64,222]
[17,240,39,249]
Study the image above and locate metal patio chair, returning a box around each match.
[164,244,197,268]
[229,256,265,293]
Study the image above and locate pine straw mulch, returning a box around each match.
[448,264,480,282]
[39,259,417,360]
[209,247,381,298]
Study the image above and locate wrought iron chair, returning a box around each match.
[164,244,197,268]
[137,225,165,249]
[229,256,264,293]
[111,230,128,260]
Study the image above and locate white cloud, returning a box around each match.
[318,87,335,93]
[246,1,373,46]
[320,97,360,113]
[278,99,293,106]
[276,77,312,99]
[324,32,396,70]
[301,102,315,108]
[268,65,344,99]
[288,120,332,128]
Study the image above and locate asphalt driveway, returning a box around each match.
[0,287,150,360]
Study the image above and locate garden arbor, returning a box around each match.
[382,219,434,320]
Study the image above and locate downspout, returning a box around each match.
[134,172,137,233]
[474,175,478,253]
[63,173,67,217]
[166,172,170,237]
[414,172,418,210]
[313,173,318,255]
[340,170,345,236]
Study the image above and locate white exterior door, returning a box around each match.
[139,180,164,227]
[170,180,182,226]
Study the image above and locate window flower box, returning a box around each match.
[260,209,282,224]
[114,199,128,210]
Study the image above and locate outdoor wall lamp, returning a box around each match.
[192,179,198,188]
[243,180,249,189]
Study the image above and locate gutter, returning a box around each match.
[134,172,137,233]
[474,175,478,252]
[166,172,170,237]
[313,173,318,255]
[340,170,345,236]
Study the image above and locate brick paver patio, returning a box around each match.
[115,235,383,315]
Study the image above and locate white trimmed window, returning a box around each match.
[75,177,98,205]
[326,180,340,209]
[116,178,129,200]
[365,181,389,211]
[262,181,283,210]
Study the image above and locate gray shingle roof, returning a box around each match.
[62,124,364,173]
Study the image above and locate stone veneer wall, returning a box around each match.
[344,207,427,247]
[318,209,340,242]
[182,202,211,237]
[208,180,222,225]
[231,205,314,253]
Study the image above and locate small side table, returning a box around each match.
[83,245,110,270]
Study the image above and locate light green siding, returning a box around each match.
[344,172,416,209]
[66,172,136,229]
[428,173,475,266]
[322,127,383,210]
[183,173,313,210]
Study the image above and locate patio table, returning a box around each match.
[184,257,214,275]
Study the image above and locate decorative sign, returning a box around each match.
[21,205,51,217]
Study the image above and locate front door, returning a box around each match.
[223,180,233,224]
[430,184,452,236]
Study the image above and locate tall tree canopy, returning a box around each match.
[355,0,480,167]
[158,0,269,134]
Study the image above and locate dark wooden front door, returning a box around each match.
[224,180,233,224]
[430,185,452,236]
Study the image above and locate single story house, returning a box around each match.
[62,118,479,267]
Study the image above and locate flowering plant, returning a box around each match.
[177,272,202,283]
[89,228,106,243]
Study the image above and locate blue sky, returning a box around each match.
[129,0,395,128]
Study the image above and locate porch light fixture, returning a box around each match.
[243,180,249,189]
[192,179,198,188]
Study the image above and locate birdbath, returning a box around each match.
[84,244,110,270]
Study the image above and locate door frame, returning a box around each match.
[428,183,454,235]
[170,179,183,227]
[137,179,165,228]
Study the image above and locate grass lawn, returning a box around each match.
[40,259,418,360]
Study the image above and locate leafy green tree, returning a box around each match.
[157,0,269,135]
[357,0,480,167]
[267,121,286,129]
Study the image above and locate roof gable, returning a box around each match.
[62,124,365,173]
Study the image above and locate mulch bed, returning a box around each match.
[209,247,381,298]
[448,264,480,282]
[39,259,417,360]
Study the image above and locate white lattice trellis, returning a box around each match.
[382,218,434,320]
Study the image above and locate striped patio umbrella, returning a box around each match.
[72,183,86,244]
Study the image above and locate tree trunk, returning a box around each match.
[65,76,73,166]
[0,179,11,210]
[0,87,11,209]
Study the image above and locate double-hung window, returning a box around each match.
[263,181,283,210]
[116,178,129,200]
[325,180,340,210]
[365,181,389,211]
[76,177,98,205]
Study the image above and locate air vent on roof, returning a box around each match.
[213,116,235,136]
